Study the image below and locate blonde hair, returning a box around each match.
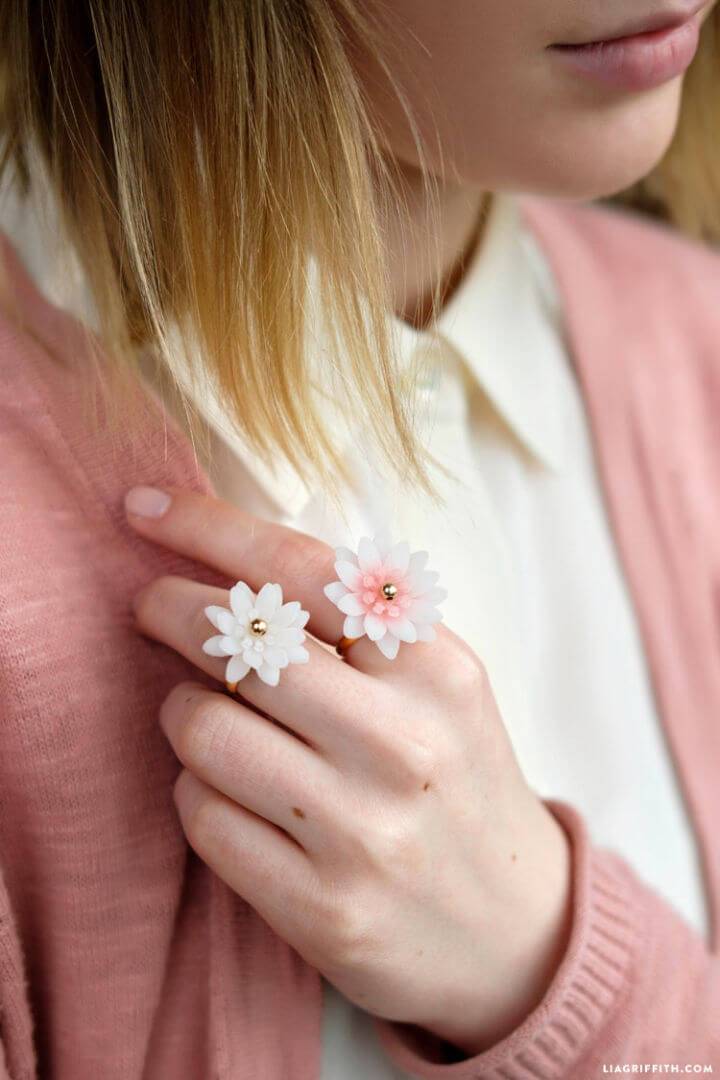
[1,2,719,501]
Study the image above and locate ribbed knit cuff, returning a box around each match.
[373,798,642,1079]
[0,871,37,1080]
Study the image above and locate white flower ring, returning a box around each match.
[202,581,310,688]
[323,533,447,660]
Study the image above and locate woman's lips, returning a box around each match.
[548,9,704,92]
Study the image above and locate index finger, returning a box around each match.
[124,485,348,648]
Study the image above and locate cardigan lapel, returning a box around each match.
[518,194,720,948]
[0,231,323,1080]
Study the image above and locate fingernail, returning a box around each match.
[125,486,172,519]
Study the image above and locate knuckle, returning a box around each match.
[344,809,422,873]
[320,891,375,966]
[366,816,420,869]
[133,575,175,627]
[392,729,440,783]
[183,795,219,856]
[174,772,219,854]
[443,646,488,707]
[365,714,449,789]
[177,698,236,770]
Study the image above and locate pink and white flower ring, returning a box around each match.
[323,532,446,659]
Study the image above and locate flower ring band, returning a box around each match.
[335,634,362,658]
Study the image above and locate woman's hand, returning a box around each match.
[126,485,571,1056]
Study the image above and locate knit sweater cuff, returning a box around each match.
[373,798,640,1079]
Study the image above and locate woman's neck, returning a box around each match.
[377,161,492,331]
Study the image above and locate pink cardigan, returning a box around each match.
[0,194,719,1080]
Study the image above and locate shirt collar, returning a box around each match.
[173,191,568,519]
[415,190,569,473]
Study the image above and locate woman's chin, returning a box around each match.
[444,79,684,204]
[513,85,682,203]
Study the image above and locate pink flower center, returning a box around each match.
[358,570,411,618]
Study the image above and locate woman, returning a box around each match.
[0,2,719,1078]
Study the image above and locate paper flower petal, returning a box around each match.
[262,646,289,668]
[229,582,254,617]
[275,626,306,647]
[405,601,443,624]
[255,582,283,620]
[372,529,394,560]
[386,540,410,575]
[215,609,237,635]
[274,600,302,627]
[407,550,429,577]
[357,536,381,571]
[205,604,231,630]
[257,663,280,687]
[286,645,310,663]
[203,634,233,657]
[386,617,417,642]
[335,560,363,589]
[338,593,366,616]
[364,612,387,640]
[324,581,348,604]
[343,614,365,638]
[226,654,251,682]
[375,632,401,660]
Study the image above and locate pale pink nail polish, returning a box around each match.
[125,486,172,519]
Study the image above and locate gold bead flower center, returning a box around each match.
[382,582,398,600]
[250,617,268,636]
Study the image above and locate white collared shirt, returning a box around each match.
[1,181,708,1078]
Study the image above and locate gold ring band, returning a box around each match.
[335,635,361,658]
